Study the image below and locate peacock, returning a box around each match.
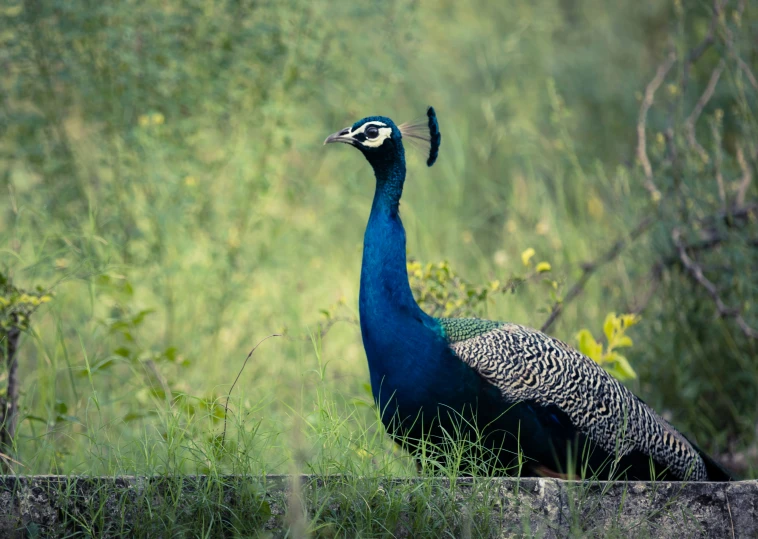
[324,107,732,481]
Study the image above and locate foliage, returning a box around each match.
[576,313,640,381]
[408,250,557,319]
[408,256,640,382]
[0,272,52,333]
[0,0,755,485]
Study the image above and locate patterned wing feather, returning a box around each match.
[437,317,708,481]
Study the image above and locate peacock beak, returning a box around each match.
[324,127,354,145]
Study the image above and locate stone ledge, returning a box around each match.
[0,475,755,537]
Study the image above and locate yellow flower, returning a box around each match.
[152,113,165,125]
[521,248,536,266]
[184,176,198,187]
[536,262,551,273]
[138,115,150,127]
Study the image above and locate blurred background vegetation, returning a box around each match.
[0,0,756,478]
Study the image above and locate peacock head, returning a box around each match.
[324,107,441,168]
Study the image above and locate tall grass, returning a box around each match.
[0,0,756,490]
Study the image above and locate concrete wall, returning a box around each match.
[0,475,755,537]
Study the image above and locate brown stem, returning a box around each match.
[672,228,758,339]
[637,52,676,200]
[736,144,752,208]
[685,60,725,162]
[222,334,282,447]
[1,321,20,467]
[541,216,656,333]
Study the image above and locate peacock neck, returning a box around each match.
[359,155,426,323]
[367,153,406,214]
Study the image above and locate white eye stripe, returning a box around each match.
[360,126,393,148]
[351,121,388,135]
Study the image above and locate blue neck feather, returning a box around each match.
[360,144,423,319]
[358,141,454,414]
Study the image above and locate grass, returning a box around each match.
[0,0,757,534]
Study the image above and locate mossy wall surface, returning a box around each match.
[0,475,755,537]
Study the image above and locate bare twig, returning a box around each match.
[710,119,728,212]
[632,231,758,315]
[698,202,757,227]
[546,200,757,329]
[222,334,282,447]
[726,488,736,539]
[0,451,23,468]
[735,57,758,91]
[685,60,725,161]
[637,52,676,200]
[735,144,752,208]
[305,316,358,342]
[681,1,719,94]
[718,0,758,91]
[541,216,655,333]
[672,228,758,339]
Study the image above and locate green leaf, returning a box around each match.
[603,313,616,343]
[113,347,131,357]
[54,401,68,415]
[162,346,178,362]
[131,308,156,326]
[605,352,637,380]
[258,500,272,519]
[56,414,82,424]
[620,313,640,328]
[123,411,154,422]
[576,329,603,361]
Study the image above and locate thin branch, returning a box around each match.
[672,228,758,339]
[726,489,736,539]
[735,57,758,91]
[632,230,758,316]
[541,216,655,333]
[637,52,676,200]
[710,118,728,212]
[306,317,358,341]
[222,334,282,447]
[719,0,758,91]
[681,0,719,95]
[685,59,725,162]
[735,143,752,208]
[698,201,757,227]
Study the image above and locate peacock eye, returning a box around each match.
[365,125,379,139]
